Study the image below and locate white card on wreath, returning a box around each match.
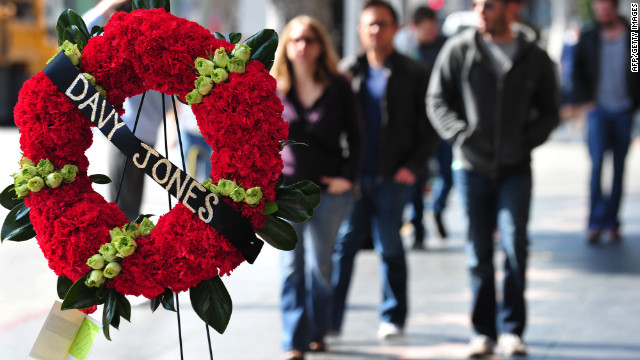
[29,301,101,360]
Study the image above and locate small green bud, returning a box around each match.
[14,184,29,198]
[122,222,141,239]
[211,68,229,84]
[230,186,246,202]
[45,172,63,189]
[139,217,156,237]
[20,156,36,168]
[212,47,230,68]
[87,254,106,270]
[194,57,215,76]
[85,269,105,288]
[113,236,137,258]
[99,242,117,257]
[226,57,246,74]
[27,177,45,192]
[60,164,78,183]
[186,89,203,105]
[245,187,263,205]
[231,43,251,63]
[195,75,214,95]
[217,179,237,196]
[36,159,55,177]
[103,262,122,279]
[20,166,37,179]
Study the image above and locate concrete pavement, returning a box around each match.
[0,125,639,359]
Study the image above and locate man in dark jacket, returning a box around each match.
[427,0,559,356]
[572,0,640,244]
[331,0,438,341]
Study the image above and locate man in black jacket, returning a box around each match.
[572,0,640,244]
[331,0,438,341]
[427,0,559,356]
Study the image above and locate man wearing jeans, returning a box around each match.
[331,0,437,341]
[427,0,558,356]
[572,0,640,244]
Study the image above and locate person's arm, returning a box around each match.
[570,31,591,106]
[82,0,128,28]
[426,39,467,142]
[525,53,560,150]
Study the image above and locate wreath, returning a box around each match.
[1,2,319,339]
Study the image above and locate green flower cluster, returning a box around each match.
[186,44,252,105]
[202,178,263,205]
[85,217,156,288]
[12,156,78,199]
[46,40,82,66]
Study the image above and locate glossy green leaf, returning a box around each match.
[150,288,175,312]
[287,181,322,209]
[57,276,73,300]
[189,277,232,334]
[61,274,103,311]
[116,292,131,322]
[90,25,104,37]
[0,184,21,210]
[213,32,226,41]
[62,26,88,50]
[134,213,155,224]
[275,187,313,223]
[261,201,278,215]
[132,0,170,12]
[102,290,118,340]
[244,29,278,71]
[89,174,112,184]
[1,202,35,242]
[229,32,242,44]
[256,215,298,250]
[56,9,90,46]
[15,203,29,221]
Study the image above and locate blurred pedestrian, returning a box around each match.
[572,0,640,244]
[428,0,559,356]
[271,15,363,360]
[405,6,450,249]
[330,0,438,341]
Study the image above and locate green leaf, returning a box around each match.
[189,277,232,334]
[256,215,298,250]
[61,274,104,311]
[62,25,89,50]
[275,188,314,223]
[134,214,155,224]
[279,140,308,148]
[115,292,131,322]
[150,288,175,312]
[15,203,29,221]
[90,25,104,37]
[57,276,73,300]
[244,29,278,71]
[1,202,36,242]
[102,290,118,340]
[229,32,242,44]
[0,184,21,210]
[213,32,226,41]
[89,174,112,184]
[55,9,90,46]
[132,0,170,12]
[261,201,278,215]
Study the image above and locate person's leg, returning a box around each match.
[432,141,453,238]
[454,169,498,340]
[586,109,609,237]
[409,176,426,247]
[371,180,412,328]
[331,177,373,332]
[109,147,145,221]
[281,223,308,352]
[496,165,532,337]
[605,111,632,234]
[306,191,354,342]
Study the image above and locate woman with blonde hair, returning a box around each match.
[271,15,363,360]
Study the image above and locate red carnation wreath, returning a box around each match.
[1,5,319,338]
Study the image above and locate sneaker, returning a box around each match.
[434,212,448,239]
[377,322,403,340]
[467,335,495,358]
[609,228,622,242]
[587,229,601,244]
[498,333,527,356]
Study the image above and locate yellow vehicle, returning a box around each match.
[0,0,58,125]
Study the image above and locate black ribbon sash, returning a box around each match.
[43,52,263,264]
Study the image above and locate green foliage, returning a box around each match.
[190,277,232,334]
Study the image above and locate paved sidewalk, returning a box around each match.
[1,125,639,359]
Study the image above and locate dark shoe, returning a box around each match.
[412,241,426,250]
[434,212,448,239]
[284,350,304,360]
[309,340,326,352]
[587,229,601,244]
[610,229,622,242]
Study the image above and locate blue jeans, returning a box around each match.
[587,108,632,231]
[331,175,411,331]
[453,165,531,340]
[281,191,354,351]
[432,141,453,214]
